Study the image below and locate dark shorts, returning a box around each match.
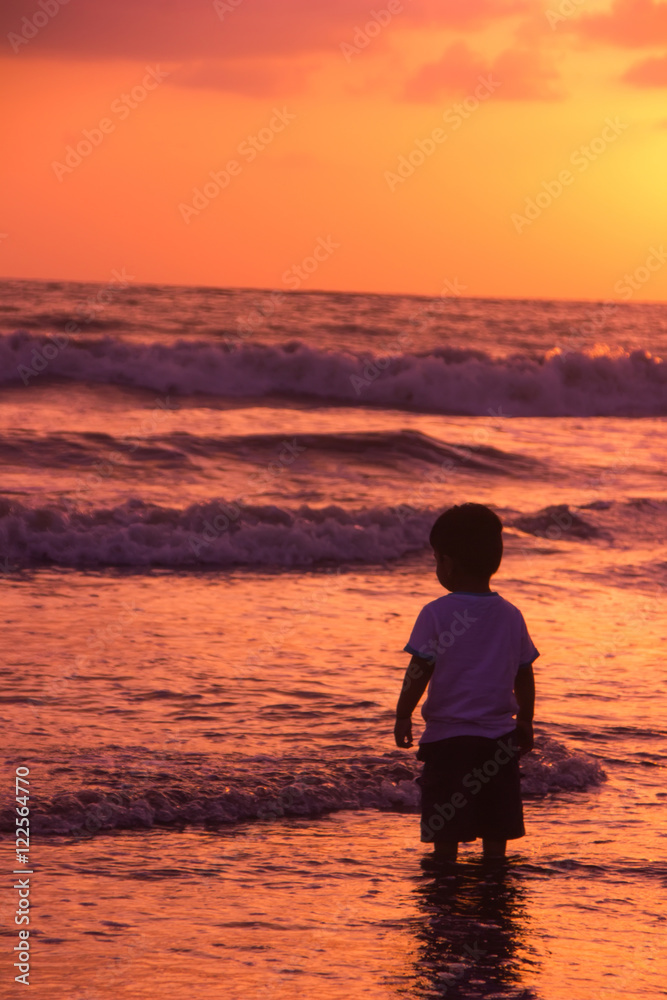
[416,730,525,844]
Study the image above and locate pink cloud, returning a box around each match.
[2,0,534,62]
[622,53,667,85]
[403,42,486,99]
[170,58,314,98]
[403,41,563,101]
[575,0,667,47]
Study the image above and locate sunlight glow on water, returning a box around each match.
[2,286,666,998]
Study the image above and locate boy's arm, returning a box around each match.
[394,654,435,748]
[514,663,535,756]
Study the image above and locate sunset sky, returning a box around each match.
[1,0,666,300]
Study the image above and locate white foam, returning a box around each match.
[0,742,605,836]
[3,332,667,416]
[0,498,434,568]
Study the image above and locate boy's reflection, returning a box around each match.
[408,858,540,999]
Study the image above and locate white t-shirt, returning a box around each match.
[404,591,539,742]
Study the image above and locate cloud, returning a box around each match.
[403,41,563,101]
[169,58,314,98]
[403,42,487,99]
[622,53,667,85]
[575,0,667,47]
[1,0,535,62]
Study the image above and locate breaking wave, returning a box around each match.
[2,332,667,416]
[0,740,606,837]
[2,498,662,570]
[0,427,537,475]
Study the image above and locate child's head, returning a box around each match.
[429,503,503,588]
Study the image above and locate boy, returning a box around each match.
[395,503,538,862]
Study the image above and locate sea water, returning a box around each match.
[0,279,666,998]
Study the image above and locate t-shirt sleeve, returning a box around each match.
[403,605,438,664]
[518,613,540,669]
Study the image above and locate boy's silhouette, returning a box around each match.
[395,503,538,861]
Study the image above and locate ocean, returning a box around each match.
[1,277,666,998]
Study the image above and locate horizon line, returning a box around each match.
[1,274,666,308]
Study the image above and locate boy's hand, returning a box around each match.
[515,719,534,757]
[395,716,413,748]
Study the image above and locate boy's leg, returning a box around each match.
[433,841,458,861]
[482,838,506,858]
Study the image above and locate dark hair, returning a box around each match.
[429,503,503,576]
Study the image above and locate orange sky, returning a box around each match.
[1,0,666,300]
